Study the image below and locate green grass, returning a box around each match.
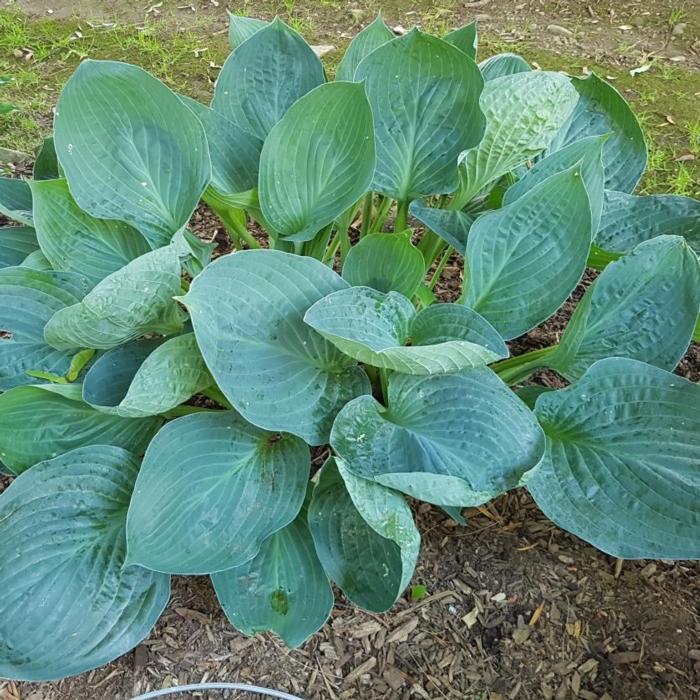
[0,5,698,198]
[0,9,231,152]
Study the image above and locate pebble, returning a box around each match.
[672,23,686,36]
[546,24,573,37]
[310,44,335,58]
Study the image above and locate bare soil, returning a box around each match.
[1,2,700,700]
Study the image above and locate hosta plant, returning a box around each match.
[1,13,699,681]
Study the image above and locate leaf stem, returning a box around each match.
[360,193,373,238]
[210,202,260,249]
[491,345,559,385]
[322,233,341,265]
[428,245,453,291]
[370,196,393,233]
[395,200,409,232]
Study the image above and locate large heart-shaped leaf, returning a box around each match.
[227,11,267,48]
[0,383,160,474]
[335,14,394,81]
[212,493,333,648]
[454,71,578,207]
[0,445,170,681]
[82,333,211,417]
[0,176,32,225]
[212,19,324,141]
[179,96,262,198]
[547,73,647,193]
[30,178,150,286]
[44,244,186,351]
[181,250,370,445]
[355,29,485,201]
[305,286,506,374]
[479,53,530,81]
[308,458,419,612]
[54,60,210,247]
[548,235,700,381]
[464,166,592,340]
[0,267,89,390]
[409,202,474,253]
[126,411,309,574]
[258,82,375,242]
[0,225,39,268]
[503,134,606,232]
[526,358,700,559]
[331,369,544,506]
[596,190,700,255]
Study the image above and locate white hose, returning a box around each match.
[130,682,304,700]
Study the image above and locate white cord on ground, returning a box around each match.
[130,682,304,700]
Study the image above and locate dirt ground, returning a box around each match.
[1,1,700,699]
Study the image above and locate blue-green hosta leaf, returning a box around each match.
[30,178,150,286]
[308,458,419,612]
[44,244,186,351]
[596,190,700,255]
[180,96,263,197]
[258,82,375,242]
[126,411,309,574]
[212,494,333,648]
[409,201,474,253]
[454,71,578,207]
[547,73,646,193]
[0,383,160,474]
[479,53,530,81]
[212,19,324,141]
[444,21,478,59]
[227,11,267,48]
[54,60,210,247]
[331,369,544,506]
[548,235,700,381]
[527,358,700,559]
[83,333,211,417]
[0,225,39,268]
[305,286,506,374]
[335,14,394,81]
[341,231,425,296]
[0,446,170,681]
[33,136,60,180]
[0,267,89,390]
[0,176,32,225]
[464,167,592,340]
[181,250,370,445]
[20,249,52,270]
[355,29,485,201]
[503,134,606,232]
